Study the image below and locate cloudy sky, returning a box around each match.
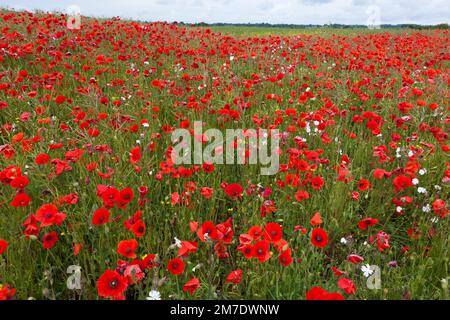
[2,0,449,25]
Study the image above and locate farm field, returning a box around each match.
[0,10,449,300]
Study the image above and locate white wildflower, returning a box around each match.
[146,290,161,300]
[417,187,427,194]
[174,237,182,248]
[419,169,427,175]
[361,264,374,278]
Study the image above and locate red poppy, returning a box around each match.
[101,187,120,208]
[10,192,31,207]
[167,258,185,275]
[131,220,146,237]
[357,179,370,191]
[253,240,270,262]
[347,254,364,264]
[183,278,200,295]
[140,254,158,270]
[224,183,243,197]
[97,269,128,299]
[178,241,198,257]
[129,146,141,164]
[202,162,214,173]
[311,228,328,248]
[337,277,356,295]
[294,189,310,202]
[306,286,345,300]
[225,269,243,284]
[73,243,82,256]
[239,244,255,259]
[278,248,293,266]
[311,176,325,190]
[36,204,66,227]
[358,217,379,230]
[197,221,218,242]
[10,176,29,189]
[393,175,413,192]
[92,208,110,225]
[310,212,323,226]
[117,239,138,259]
[331,266,346,276]
[248,225,263,240]
[118,187,134,208]
[0,283,16,300]
[42,231,58,249]
[0,239,8,255]
[263,222,282,243]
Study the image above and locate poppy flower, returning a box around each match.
[393,175,413,192]
[226,269,243,284]
[331,266,346,276]
[357,179,370,191]
[197,221,218,242]
[10,192,31,207]
[131,220,146,237]
[358,217,379,230]
[10,176,29,189]
[117,239,138,259]
[306,286,345,300]
[140,254,158,270]
[239,244,255,259]
[92,208,110,225]
[347,254,364,264]
[224,183,243,197]
[97,269,128,299]
[42,231,58,249]
[310,212,323,226]
[73,243,82,256]
[311,228,328,248]
[0,239,8,255]
[278,248,293,266]
[376,231,390,252]
[118,187,134,208]
[311,176,325,190]
[101,187,120,208]
[167,258,185,275]
[294,189,310,202]
[253,240,270,262]
[337,277,356,295]
[178,241,197,257]
[263,222,282,243]
[248,225,263,240]
[202,162,214,173]
[129,146,141,164]
[36,204,66,227]
[124,264,145,284]
[183,278,200,295]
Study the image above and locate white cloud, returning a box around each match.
[1,0,448,24]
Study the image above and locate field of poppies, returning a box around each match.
[0,10,449,300]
